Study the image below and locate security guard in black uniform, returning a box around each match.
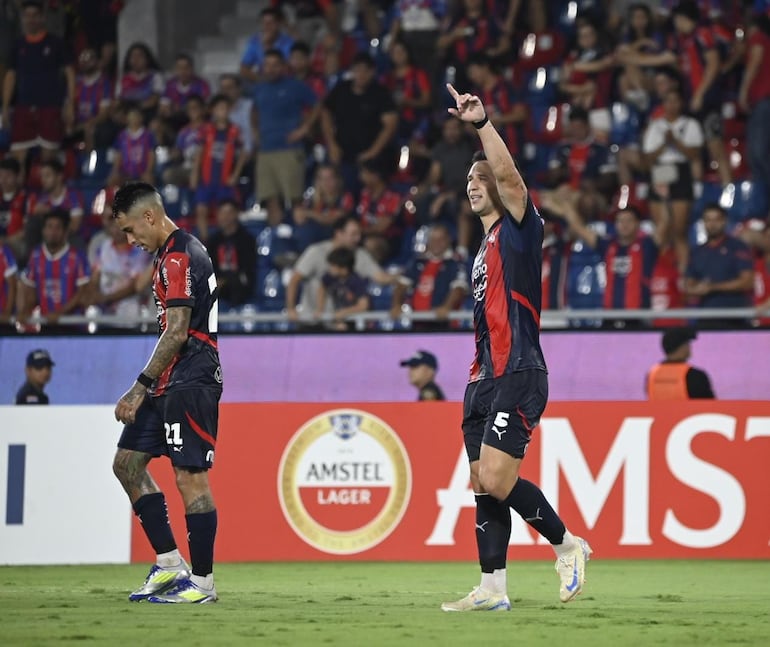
[399,350,445,401]
[15,349,54,404]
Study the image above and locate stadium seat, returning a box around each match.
[517,31,566,72]
[258,268,287,313]
[690,181,724,222]
[368,282,394,311]
[609,102,642,147]
[78,148,112,188]
[726,181,770,224]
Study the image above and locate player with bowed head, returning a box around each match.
[112,182,222,604]
[440,85,591,612]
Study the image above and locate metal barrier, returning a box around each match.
[8,307,765,333]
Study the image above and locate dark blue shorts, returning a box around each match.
[194,183,237,208]
[118,389,221,469]
[462,369,548,461]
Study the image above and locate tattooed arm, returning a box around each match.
[114,306,192,424]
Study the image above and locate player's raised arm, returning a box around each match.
[447,83,527,222]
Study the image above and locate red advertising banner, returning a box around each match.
[131,402,770,563]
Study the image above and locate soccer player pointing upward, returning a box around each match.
[112,182,222,604]
[441,85,591,611]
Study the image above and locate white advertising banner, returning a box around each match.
[0,406,131,565]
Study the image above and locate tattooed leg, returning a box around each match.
[174,468,216,514]
[112,448,159,504]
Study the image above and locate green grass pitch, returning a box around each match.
[2,561,769,646]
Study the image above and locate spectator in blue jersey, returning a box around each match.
[390,223,468,329]
[72,47,115,152]
[2,0,75,168]
[685,203,754,326]
[162,95,205,188]
[553,196,663,328]
[313,246,370,330]
[206,200,257,307]
[29,159,85,241]
[0,241,18,326]
[253,49,319,228]
[108,104,157,187]
[159,53,211,131]
[17,209,90,328]
[190,95,249,242]
[440,84,590,612]
[240,7,295,85]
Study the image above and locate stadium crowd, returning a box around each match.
[1,0,770,332]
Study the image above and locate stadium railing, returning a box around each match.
[9,307,766,333]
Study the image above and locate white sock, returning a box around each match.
[553,529,577,558]
[480,568,507,595]
[190,573,214,590]
[156,549,184,568]
[480,572,496,592]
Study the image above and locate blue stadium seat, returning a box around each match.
[690,182,724,222]
[258,268,286,312]
[78,148,112,188]
[609,102,641,147]
[368,282,393,311]
[726,181,770,224]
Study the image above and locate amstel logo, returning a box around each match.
[278,409,412,555]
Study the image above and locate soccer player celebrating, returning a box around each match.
[441,85,591,612]
[111,182,222,604]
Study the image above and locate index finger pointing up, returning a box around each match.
[446,83,460,100]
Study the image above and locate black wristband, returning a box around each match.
[473,114,489,130]
[136,372,154,388]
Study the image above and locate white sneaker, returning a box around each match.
[128,562,190,601]
[441,586,511,612]
[555,536,592,602]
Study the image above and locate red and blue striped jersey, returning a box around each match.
[670,26,720,106]
[118,70,164,103]
[162,75,211,111]
[29,187,85,220]
[151,229,221,395]
[469,195,546,382]
[0,189,28,237]
[599,234,658,309]
[0,244,18,313]
[75,72,113,123]
[21,244,90,315]
[116,127,156,178]
[477,78,522,156]
[200,123,241,186]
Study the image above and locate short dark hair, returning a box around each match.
[327,246,355,271]
[217,198,240,212]
[351,52,375,69]
[264,48,285,62]
[290,41,311,56]
[40,158,64,174]
[569,106,590,124]
[467,52,491,69]
[184,93,205,107]
[43,208,70,229]
[209,93,231,109]
[672,0,700,23]
[21,0,43,11]
[332,214,359,234]
[219,73,241,87]
[617,205,642,220]
[702,202,727,218]
[260,7,282,21]
[123,101,143,116]
[471,150,487,163]
[112,182,160,219]
[175,52,194,66]
[0,157,21,174]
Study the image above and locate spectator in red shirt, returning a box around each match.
[0,158,28,260]
[466,52,526,158]
[356,160,404,264]
[2,0,75,168]
[390,223,468,329]
[0,241,18,326]
[738,12,770,200]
